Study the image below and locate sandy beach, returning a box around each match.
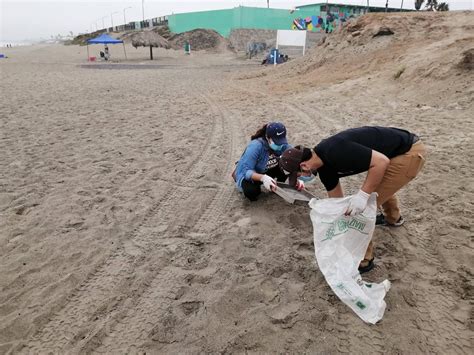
[1,11,473,354]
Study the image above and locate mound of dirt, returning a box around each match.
[70,26,171,46]
[69,31,106,46]
[168,29,229,51]
[265,11,473,90]
[120,26,172,43]
[151,25,172,39]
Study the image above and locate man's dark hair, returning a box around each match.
[295,145,313,162]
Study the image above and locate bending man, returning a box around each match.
[280,126,427,273]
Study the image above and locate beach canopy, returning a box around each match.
[130,30,170,60]
[87,33,123,44]
[86,33,127,61]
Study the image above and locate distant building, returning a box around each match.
[296,2,406,14]
[167,3,410,37]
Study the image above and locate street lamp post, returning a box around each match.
[142,0,146,28]
[123,6,132,28]
[110,11,119,31]
[101,16,108,31]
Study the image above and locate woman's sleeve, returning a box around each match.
[240,142,261,181]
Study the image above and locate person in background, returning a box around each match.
[104,45,110,61]
[233,122,303,201]
[280,126,426,273]
[184,41,191,55]
[325,12,334,33]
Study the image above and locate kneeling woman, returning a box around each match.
[234,122,297,201]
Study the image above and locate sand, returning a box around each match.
[1,11,473,354]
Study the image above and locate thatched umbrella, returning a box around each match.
[130,31,170,60]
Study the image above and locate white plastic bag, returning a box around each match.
[309,193,391,324]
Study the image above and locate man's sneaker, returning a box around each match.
[358,258,375,274]
[376,214,405,227]
[375,213,385,225]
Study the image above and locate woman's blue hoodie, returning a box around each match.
[234,138,290,191]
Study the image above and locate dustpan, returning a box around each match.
[274,182,316,205]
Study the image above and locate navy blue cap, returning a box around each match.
[266,122,288,145]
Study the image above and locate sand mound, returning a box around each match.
[71,27,229,53]
[70,26,171,47]
[69,31,106,46]
[168,29,229,51]
[151,25,172,39]
[269,11,473,89]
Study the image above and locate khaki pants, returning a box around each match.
[364,141,427,261]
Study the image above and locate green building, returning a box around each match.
[167,3,408,37]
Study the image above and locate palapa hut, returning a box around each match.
[130,31,170,60]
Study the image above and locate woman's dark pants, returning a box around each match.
[241,166,287,201]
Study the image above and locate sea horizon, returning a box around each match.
[0,40,37,47]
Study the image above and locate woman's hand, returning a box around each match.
[261,175,277,192]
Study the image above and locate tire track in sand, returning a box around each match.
[19,86,226,354]
[83,90,247,353]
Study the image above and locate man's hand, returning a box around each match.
[261,174,277,192]
[345,190,370,216]
[295,179,305,191]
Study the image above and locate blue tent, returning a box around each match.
[86,33,127,61]
[87,33,123,44]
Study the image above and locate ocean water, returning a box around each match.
[0,41,34,47]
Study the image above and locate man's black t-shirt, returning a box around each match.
[314,126,414,191]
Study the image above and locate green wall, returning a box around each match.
[168,8,235,37]
[168,6,321,38]
[235,7,321,32]
[167,4,407,37]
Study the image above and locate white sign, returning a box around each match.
[276,30,307,55]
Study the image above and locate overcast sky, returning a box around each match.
[1,0,473,42]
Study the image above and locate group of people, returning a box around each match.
[233,122,426,273]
